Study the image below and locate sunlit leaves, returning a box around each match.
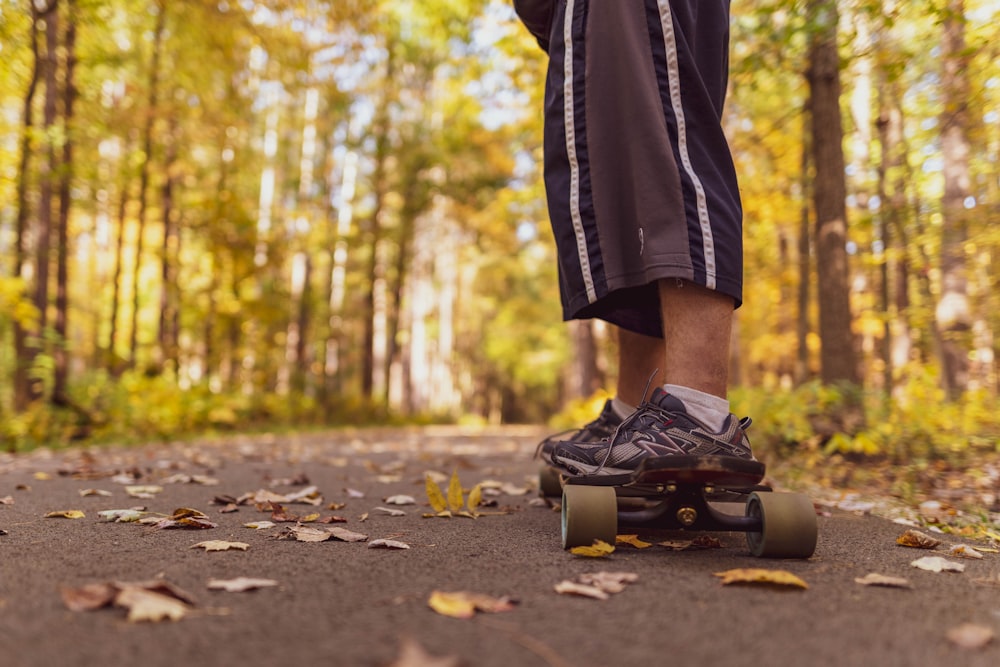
[714,569,809,590]
[569,540,615,558]
[61,580,196,623]
[427,590,518,619]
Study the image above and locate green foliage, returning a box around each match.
[731,372,1000,466]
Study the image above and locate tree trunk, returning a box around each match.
[129,2,166,368]
[53,3,77,405]
[806,0,859,386]
[12,2,46,411]
[796,102,812,385]
[936,0,972,398]
[157,115,179,375]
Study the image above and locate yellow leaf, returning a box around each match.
[300,513,320,523]
[115,587,188,623]
[714,568,808,589]
[428,590,476,619]
[570,540,615,558]
[447,470,464,513]
[33,472,52,481]
[467,484,482,515]
[45,510,85,519]
[616,534,652,549]
[425,474,448,514]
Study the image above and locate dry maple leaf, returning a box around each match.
[207,577,278,593]
[191,540,250,552]
[286,526,332,542]
[328,527,368,542]
[578,571,638,594]
[61,583,117,612]
[244,520,276,530]
[714,568,808,590]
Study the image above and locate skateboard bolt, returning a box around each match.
[676,507,698,526]
[665,484,677,493]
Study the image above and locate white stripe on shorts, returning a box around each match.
[563,0,598,303]
[656,0,717,288]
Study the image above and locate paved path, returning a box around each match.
[2,426,999,666]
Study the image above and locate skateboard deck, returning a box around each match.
[558,455,817,558]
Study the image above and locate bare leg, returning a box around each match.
[615,327,665,406]
[658,279,734,399]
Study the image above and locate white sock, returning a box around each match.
[662,384,730,432]
[610,397,635,421]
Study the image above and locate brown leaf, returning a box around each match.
[328,527,368,543]
[896,529,942,549]
[78,489,112,498]
[577,571,638,594]
[553,581,609,600]
[61,583,117,611]
[286,526,332,542]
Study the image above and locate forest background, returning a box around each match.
[1,0,999,483]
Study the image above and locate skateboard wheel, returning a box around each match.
[538,465,563,498]
[745,491,818,558]
[561,484,617,550]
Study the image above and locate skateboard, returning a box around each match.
[551,455,818,559]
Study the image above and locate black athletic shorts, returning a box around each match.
[514,0,742,338]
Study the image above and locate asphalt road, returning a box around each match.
[2,426,998,667]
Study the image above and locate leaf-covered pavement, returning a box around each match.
[2,426,1000,666]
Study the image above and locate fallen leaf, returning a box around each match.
[33,472,52,481]
[286,526,332,542]
[0,496,13,505]
[115,586,188,623]
[427,591,518,619]
[426,474,448,514]
[714,568,808,589]
[374,506,407,517]
[384,495,417,506]
[191,540,250,552]
[946,623,995,649]
[283,485,323,506]
[447,470,464,513]
[386,637,462,667]
[60,583,117,611]
[896,529,942,549]
[207,577,278,592]
[570,540,615,558]
[79,489,112,498]
[616,535,652,549]
[328,502,346,511]
[125,485,163,499]
[44,510,86,519]
[578,571,639,594]
[369,538,410,550]
[949,545,985,560]
[299,513,321,523]
[345,488,365,499]
[690,535,723,549]
[244,521,276,530]
[910,556,965,573]
[467,484,482,516]
[146,508,217,530]
[658,540,695,551]
[553,580,609,600]
[854,573,912,589]
[98,509,146,523]
[328,527,368,543]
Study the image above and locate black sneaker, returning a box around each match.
[536,399,623,466]
[550,387,754,476]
